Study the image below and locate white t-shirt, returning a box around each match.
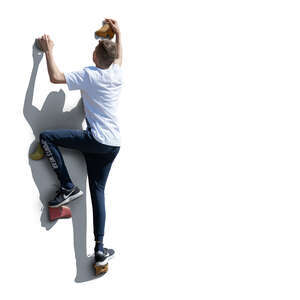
[64,63,123,146]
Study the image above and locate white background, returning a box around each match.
[1,0,300,298]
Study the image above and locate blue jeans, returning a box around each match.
[39,126,120,242]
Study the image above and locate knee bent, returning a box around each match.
[39,130,50,142]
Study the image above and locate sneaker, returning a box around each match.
[48,186,83,208]
[94,248,115,266]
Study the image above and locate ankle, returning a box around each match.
[63,183,74,190]
[95,241,104,252]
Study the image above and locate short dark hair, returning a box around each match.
[96,40,117,68]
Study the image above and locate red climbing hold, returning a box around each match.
[48,206,72,221]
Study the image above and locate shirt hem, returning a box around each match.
[91,131,121,147]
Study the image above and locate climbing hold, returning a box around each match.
[29,143,44,160]
[48,206,72,221]
[35,38,43,51]
[95,22,115,39]
[94,263,109,276]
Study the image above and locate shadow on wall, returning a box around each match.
[23,41,98,282]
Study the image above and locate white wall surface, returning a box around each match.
[1,0,300,298]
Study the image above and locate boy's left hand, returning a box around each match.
[37,34,54,53]
[105,18,120,35]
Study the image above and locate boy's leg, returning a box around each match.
[39,129,89,189]
[84,147,120,252]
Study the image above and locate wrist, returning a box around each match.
[45,49,53,56]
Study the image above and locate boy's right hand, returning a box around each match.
[105,18,120,35]
[37,34,54,53]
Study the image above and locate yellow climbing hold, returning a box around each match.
[30,143,44,160]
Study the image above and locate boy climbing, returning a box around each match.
[36,18,122,273]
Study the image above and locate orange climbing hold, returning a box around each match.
[95,22,115,39]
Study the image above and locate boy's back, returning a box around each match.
[65,63,123,146]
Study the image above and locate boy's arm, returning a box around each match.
[114,32,122,66]
[45,51,66,83]
[106,19,122,66]
[37,34,66,84]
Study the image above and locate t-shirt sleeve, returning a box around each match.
[64,69,88,91]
